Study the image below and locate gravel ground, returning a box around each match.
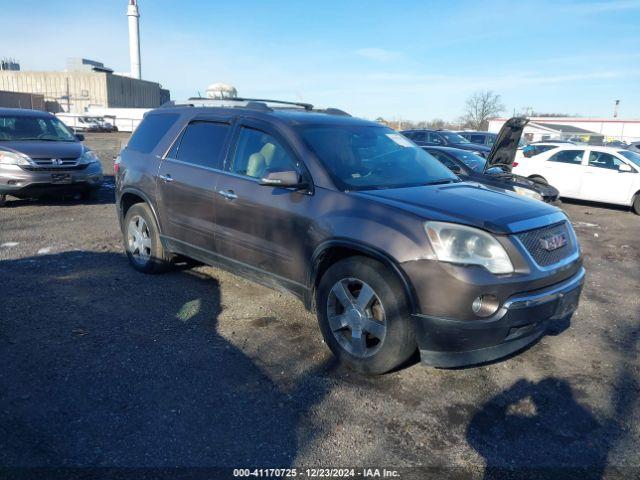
[1,134,639,479]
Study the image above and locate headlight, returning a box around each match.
[0,150,30,166]
[424,221,514,274]
[78,150,100,165]
[513,186,543,201]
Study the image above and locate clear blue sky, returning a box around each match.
[2,0,639,120]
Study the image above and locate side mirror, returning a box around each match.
[618,163,633,173]
[259,170,306,188]
[75,133,85,141]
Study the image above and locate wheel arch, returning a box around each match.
[308,239,418,314]
[119,188,160,230]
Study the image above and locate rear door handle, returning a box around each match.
[159,174,174,183]
[217,189,238,200]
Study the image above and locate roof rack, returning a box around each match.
[162,98,351,117]
[183,97,314,111]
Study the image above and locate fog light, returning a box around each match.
[472,294,500,317]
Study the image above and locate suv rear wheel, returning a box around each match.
[633,193,640,215]
[123,203,172,273]
[317,257,416,374]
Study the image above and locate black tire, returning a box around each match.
[123,203,172,273]
[0,194,6,207]
[633,194,640,215]
[316,256,416,375]
[529,175,548,185]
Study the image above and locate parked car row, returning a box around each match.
[411,118,558,203]
[55,113,118,133]
[400,128,492,157]
[414,125,640,215]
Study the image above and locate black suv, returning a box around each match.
[400,129,492,156]
[115,99,584,374]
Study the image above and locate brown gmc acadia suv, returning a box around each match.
[115,99,584,374]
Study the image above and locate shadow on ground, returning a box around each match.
[466,318,639,480]
[0,251,331,467]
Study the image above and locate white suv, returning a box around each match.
[513,145,640,214]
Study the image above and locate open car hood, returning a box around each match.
[483,117,529,172]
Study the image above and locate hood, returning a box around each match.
[354,182,563,234]
[501,172,560,198]
[484,117,529,172]
[0,140,85,159]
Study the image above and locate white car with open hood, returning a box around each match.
[512,145,640,214]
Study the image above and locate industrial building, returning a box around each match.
[0,59,169,114]
[0,0,170,114]
[488,117,640,144]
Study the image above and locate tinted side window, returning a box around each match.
[230,127,299,179]
[588,151,624,170]
[176,121,230,169]
[470,134,485,144]
[127,113,180,153]
[407,131,425,142]
[427,132,444,145]
[548,150,584,165]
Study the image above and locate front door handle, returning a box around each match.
[217,189,238,200]
[159,174,174,183]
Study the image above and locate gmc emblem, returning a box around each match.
[539,233,567,251]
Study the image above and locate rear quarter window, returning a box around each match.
[127,113,180,154]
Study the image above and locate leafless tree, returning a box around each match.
[462,91,505,130]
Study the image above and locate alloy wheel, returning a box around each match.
[127,215,152,264]
[326,278,387,358]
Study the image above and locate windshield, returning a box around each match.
[441,132,469,144]
[449,150,487,173]
[0,115,77,142]
[300,125,458,190]
[619,150,640,168]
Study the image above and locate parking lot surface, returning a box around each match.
[1,134,639,478]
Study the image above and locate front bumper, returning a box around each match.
[0,163,103,196]
[413,267,585,367]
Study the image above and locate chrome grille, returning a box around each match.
[32,158,79,167]
[22,157,85,171]
[516,221,575,267]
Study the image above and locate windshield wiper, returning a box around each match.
[426,178,459,185]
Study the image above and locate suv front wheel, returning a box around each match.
[317,257,416,374]
[123,203,172,273]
